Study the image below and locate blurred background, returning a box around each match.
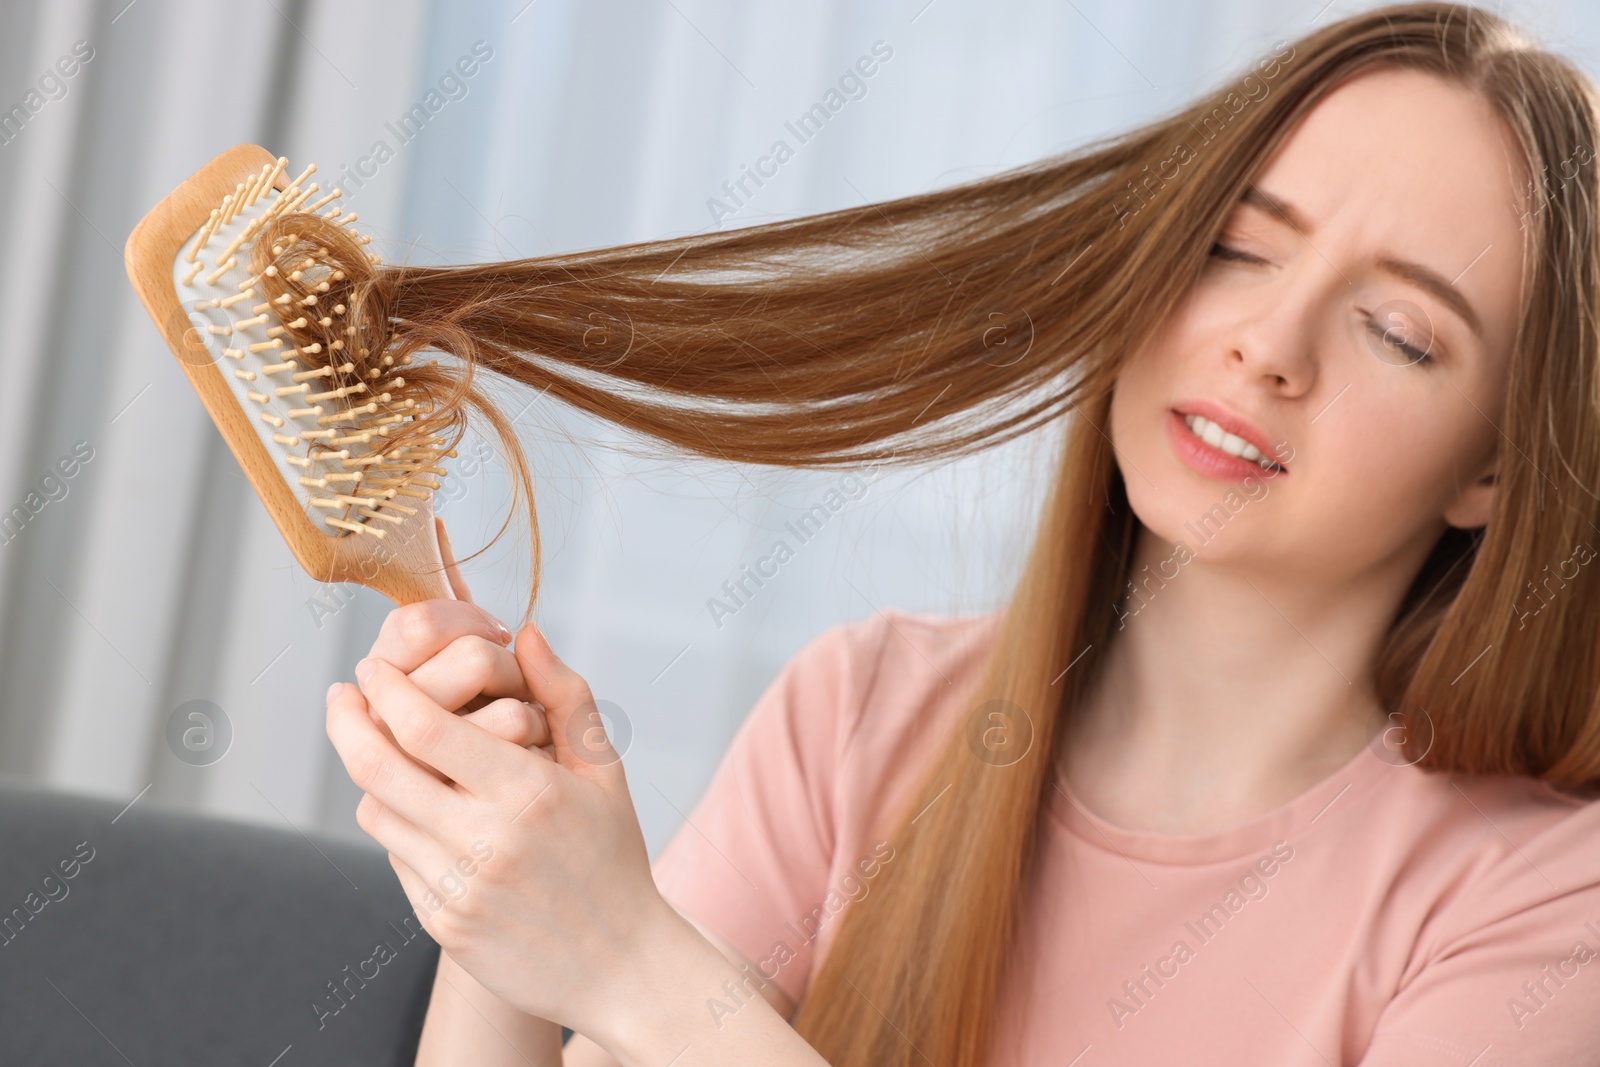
[0,0,1595,857]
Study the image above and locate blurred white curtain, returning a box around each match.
[2,0,1597,852]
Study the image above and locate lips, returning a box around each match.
[1165,402,1289,483]
[1171,399,1284,466]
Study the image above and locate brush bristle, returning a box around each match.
[173,156,451,540]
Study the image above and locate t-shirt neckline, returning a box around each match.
[1047,740,1394,865]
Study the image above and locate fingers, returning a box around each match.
[387,852,436,914]
[386,850,487,922]
[371,600,512,674]
[394,693,549,786]
[510,624,618,775]
[436,517,474,604]
[326,681,468,831]
[355,657,533,799]
[408,635,532,714]
[355,792,455,888]
[460,697,551,750]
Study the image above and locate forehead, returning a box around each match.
[1243,66,1529,344]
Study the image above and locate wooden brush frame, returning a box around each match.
[125,143,455,606]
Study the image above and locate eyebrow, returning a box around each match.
[1238,184,1484,341]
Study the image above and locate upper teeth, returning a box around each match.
[1183,414,1279,470]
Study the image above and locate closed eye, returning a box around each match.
[1208,241,1262,264]
[1209,242,1439,367]
[1364,315,1437,367]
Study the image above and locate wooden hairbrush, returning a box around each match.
[125,144,458,606]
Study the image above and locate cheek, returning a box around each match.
[1107,350,1170,457]
[1107,374,1159,499]
[1107,370,1204,542]
[1108,311,1208,460]
[1309,397,1466,535]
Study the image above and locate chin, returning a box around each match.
[1120,456,1272,564]
[1119,460,1194,542]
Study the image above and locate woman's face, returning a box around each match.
[1109,66,1530,582]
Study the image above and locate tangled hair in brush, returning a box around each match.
[252,209,538,621]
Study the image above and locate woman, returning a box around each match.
[323,3,1600,1063]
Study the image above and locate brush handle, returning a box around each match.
[333,500,457,606]
[375,559,456,606]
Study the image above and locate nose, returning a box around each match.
[1222,280,1321,397]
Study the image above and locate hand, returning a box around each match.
[325,564,677,1041]
[364,518,553,774]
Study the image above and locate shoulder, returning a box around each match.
[1375,761,1600,876]
[1444,771,1600,900]
[820,605,1005,731]
[830,604,1006,686]
[810,606,1005,838]
[728,606,1001,769]
[1352,768,1600,1055]
[1369,762,1600,967]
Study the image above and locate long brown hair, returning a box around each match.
[285,4,1600,1062]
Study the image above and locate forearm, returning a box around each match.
[597,915,831,1067]
[414,950,566,1066]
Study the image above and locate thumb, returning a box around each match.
[435,517,474,604]
[511,624,621,776]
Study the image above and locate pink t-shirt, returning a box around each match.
[650,607,1600,1065]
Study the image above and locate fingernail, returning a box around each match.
[496,622,512,644]
[326,682,342,703]
[355,658,377,685]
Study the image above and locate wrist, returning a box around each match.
[593,903,746,1065]
[433,949,531,1019]
[418,950,564,1065]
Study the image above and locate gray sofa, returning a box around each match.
[0,776,442,1065]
